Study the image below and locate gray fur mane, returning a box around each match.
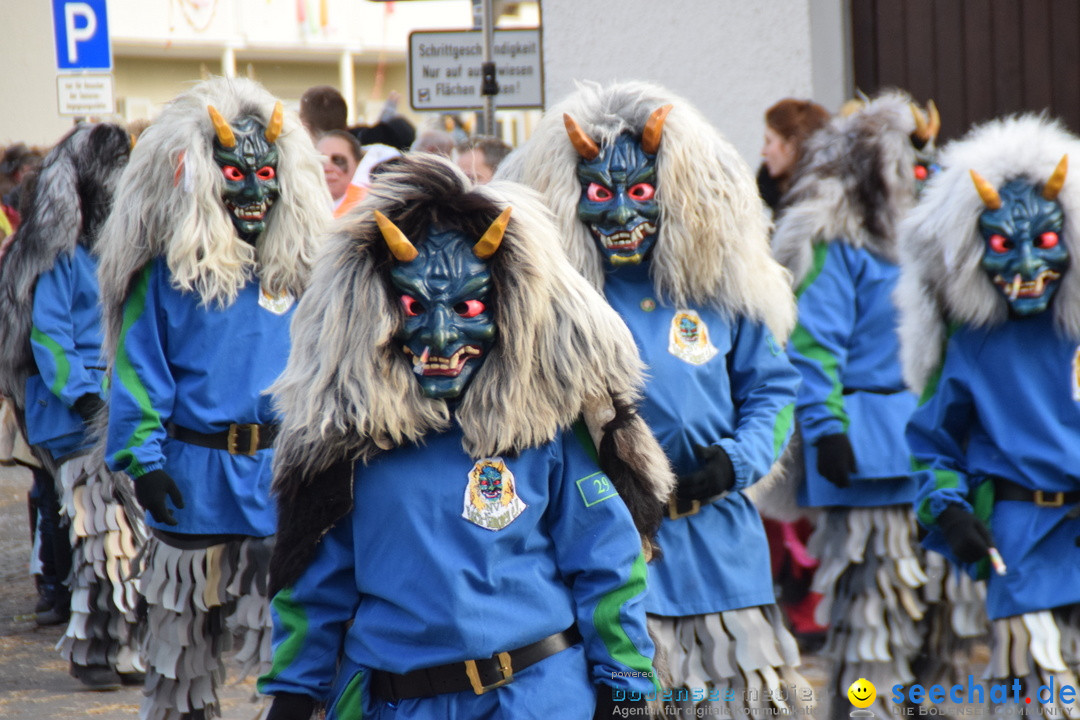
[0,123,130,404]
[96,76,330,371]
[504,80,796,342]
[271,154,668,484]
[773,90,920,286]
[896,114,1080,394]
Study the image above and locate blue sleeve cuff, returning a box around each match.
[719,438,752,490]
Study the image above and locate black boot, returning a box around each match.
[34,578,70,626]
[70,662,122,691]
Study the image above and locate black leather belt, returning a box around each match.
[370,627,582,701]
[166,422,278,456]
[993,476,1080,508]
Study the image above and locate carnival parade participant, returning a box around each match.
[772,91,981,719]
[0,122,145,689]
[504,80,811,716]
[899,114,1080,719]
[257,153,674,719]
[97,77,329,720]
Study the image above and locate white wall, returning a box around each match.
[539,0,845,166]
[0,3,83,146]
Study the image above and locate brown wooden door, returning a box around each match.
[851,0,1080,143]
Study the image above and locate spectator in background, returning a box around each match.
[300,85,348,139]
[456,135,512,184]
[410,127,455,158]
[350,91,416,153]
[758,98,830,214]
[316,129,366,217]
[1,143,44,230]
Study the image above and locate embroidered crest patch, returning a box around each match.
[668,309,717,365]
[462,458,527,531]
[259,286,295,315]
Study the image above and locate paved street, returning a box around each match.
[0,463,264,720]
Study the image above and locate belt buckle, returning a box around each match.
[1034,490,1065,508]
[227,424,259,456]
[668,499,700,520]
[464,652,513,695]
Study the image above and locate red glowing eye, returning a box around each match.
[400,295,423,316]
[1038,231,1060,248]
[222,166,244,181]
[256,166,276,180]
[454,299,486,318]
[586,183,613,202]
[988,234,1012,253]
[914,165,928,181]
[628,183,655,201]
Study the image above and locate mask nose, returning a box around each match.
[606,194,636,227]
[1017,239,1042,277]
[418,305,458,351]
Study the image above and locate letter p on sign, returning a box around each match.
[52,0,112,71]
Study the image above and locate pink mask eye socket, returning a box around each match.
[454,299,486,318]
[988,234,1012,254]
[1038,231,1060,249]
[400,294,423,316]
[586,183,614,202]
[913,165,928,181]
[256,166,276,180]
[222,166,244,182]
[628,183,655,201]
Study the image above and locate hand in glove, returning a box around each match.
[675,443,735,503]
[815,433,857,488]
[594,685,649,719]
[266,692,317,720]
[134,469,184,526]
[73,393,105,423]
[937,504,993,564]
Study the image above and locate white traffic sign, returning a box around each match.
[409,28,543,111]
[52,0,112,71]
[57,74,114,116]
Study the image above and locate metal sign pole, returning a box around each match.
[479,0,497,136]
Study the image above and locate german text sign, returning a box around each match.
[409,28,543,111]
[57,74,114,116]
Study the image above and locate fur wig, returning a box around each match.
[96,76,330,363]
[773,90,921,286]
[0,123,130,405]
[270,154,675,593]
[503,80,796,343]
[896,114,1080,394]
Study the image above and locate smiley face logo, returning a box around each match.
[848,677,876,708]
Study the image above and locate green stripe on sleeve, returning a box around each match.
[259,587,309,689]
[332,671,364,720]
[572,418,600,464]
[593,553,659,692]
[791,243,848,431]
[772,402,795,460]
[30,327,72,397]
[113,266,162,477]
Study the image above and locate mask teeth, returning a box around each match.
[1010,273,1022,301]
[414,346,430,375]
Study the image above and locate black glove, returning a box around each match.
[815,433,856,488]
[937,504,993,564]
[134,469,184,526]
[594,686,649,719]
[675,443,735,503]
[265,692,317,720]
[73,393,105,423]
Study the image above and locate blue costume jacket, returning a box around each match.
[105,258,293,536]
[258,424,656,719]
[601,265,800,617]
[909,313,1080,620]
[788,242,919,508]
[28,244,105,458]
